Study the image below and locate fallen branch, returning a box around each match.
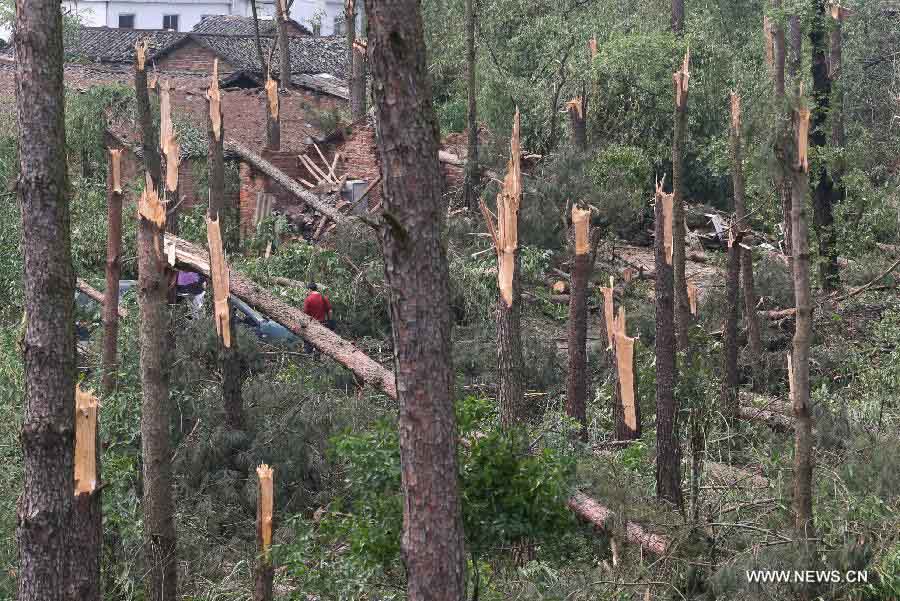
[165,234,396,397]
[567,492,670,556]
[77,278,127,318]
[738,405,793,432]
[837,254,900,301]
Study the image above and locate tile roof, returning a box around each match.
[192,15,312,36]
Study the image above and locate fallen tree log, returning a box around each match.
[165,234,396,398]
[759,308,796,320]
[567,492,671,556]
[225,139,346,223]
[705,462,770,489]
[738,405,793,432]
[77,278,127,318]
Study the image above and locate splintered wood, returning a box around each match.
[74,385,99,496]
[265,76,279,119]
[830,2,851,20]
[656,180,674,265]
[109,148,123,194]
[566,96,584,120]
[763,16,775,70]
[138,172,166,227]
[207,216,231,347]
[674,48,691,109]
[207,59,222,143]
[601,277,615,350]
[730,91,741,131]
[615,330,637,432]
[159,81,180,193]
[787,353,795,405]
[135,40,147,71]
[479,110,522,307]
[256,464,275,562]
[353,39,367,54]
[687,280,699,315]
[572,205,591,256]
[795,107,811,173]
[588,36,598,59]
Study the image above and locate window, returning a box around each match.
[162,14,179,31]
[118,14,135,28]
[333,16,344,35]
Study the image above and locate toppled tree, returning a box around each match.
[672,49,692,352]
[654,181,683,507]
[207,60,245,431]
[102,148,125,395]
[15,0,78,598]
[480,110,525,428]
[363,0,467,597]
[135,44,178,601]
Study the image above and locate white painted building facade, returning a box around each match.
[59,0,349,36]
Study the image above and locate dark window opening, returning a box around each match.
[162,14,179,31]
[118,14,135,28]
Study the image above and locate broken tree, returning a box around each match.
[481,110,525,428]
[15,0,78,596]
[135,48,178,601]
[672,49,692,352]
[253,465,275,601]
[566,205,592,441]
[654,182,683,507]
[72,385,102,601]
[102,148,125,395]
[364,0,467,597]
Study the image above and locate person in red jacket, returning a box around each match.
[303,282,333,354]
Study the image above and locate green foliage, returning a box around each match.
[66,85,134,175]
[285,396,579,597]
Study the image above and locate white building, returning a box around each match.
[59,0,350,36]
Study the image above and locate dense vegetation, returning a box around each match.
[1,0,899,600]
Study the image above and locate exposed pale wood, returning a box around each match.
[206,215,231,348]
[207,59,222,143]
[137,172,166,227]
[656,181,674,265]
[572,205,591,255]
[166,233,397,397]
[795,107,811,172]
[567,492,670,556]
[687,280,698,315]
[494,109,521,307]
[159,80,180,194]
[110,148,123,193]
[615,332,637,431]
[74,385,99,495]
[265,76,279,119]
[77,278,127,318]
[256,464,274,560]
[674,48,691,109]
[601,280,615,350]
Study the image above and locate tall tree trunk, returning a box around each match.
[810,0,839,291]
[773,1,794,269]
[721,231,743,420]
[829,5,846,248]
[102,149,125,396]
[208,62,245,431]
[730,94,763,388]
[362,1,467,598]
[671,0,684,35]
[15,0,77,597]
[462,0,478,208]
[672,51,691,352]
[654,185,682,507]
[135,48,178,601]
[275,0,291,89]
[71,387,102,601]
[566,206,591,442]
[773,1,786,98]
[790,104,817,588]
[482,111,525,428]
[350,40,368,122]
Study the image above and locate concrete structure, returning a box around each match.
[59,0,354,36]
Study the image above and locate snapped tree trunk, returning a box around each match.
[253,465,274,601]
[102,148,125,395]
[275,0,291,89]
[810,0,839,290]
[730,93,763,387]
[566,206,591,441]
[566,96,587,151]
[790,105,817,569]
[462,0,478,208]
[208,61,245,431]
[15,0,77,597]
[72,386,102,601]
[721,230,743,420]
[135,48,178,601]
[265,76,281,151]
[654,184,682,507]
[360,3,467,598]
[481,111,525,428]
[672,51,691,352]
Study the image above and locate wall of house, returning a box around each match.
[155,42,235,73]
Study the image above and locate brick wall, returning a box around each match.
[156,42,236,74]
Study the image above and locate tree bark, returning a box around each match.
[654,187,682,507]
[772,1,793,268]
[672,53,691,353]
[566,96,587,151]
[773,1,786,98]
[363,2,467,597]
[208,64,245,431]
[790,106,816,570]
[671,0,684,35]
[568,492,670,555]
[462,0,478,208]
[102,149,124,396]
[275,0,291,89]
[350,41,368,122]
[730,94,763,388]
[14,0,77,598]
[566,206,591,442]
[135,54,178,601]
[721,232,743,420]
[810,0,839,291]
